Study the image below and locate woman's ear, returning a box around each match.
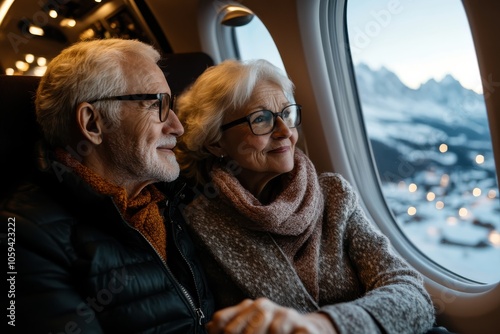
[76,102,103,145]
[205,141,226,158]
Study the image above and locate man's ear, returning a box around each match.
[205,141,226,158]
[76,102,103,145]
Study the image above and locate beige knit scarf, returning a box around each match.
[210,149,324,299]
[55,149,167,261]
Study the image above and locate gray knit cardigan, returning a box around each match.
[183,150,435,334]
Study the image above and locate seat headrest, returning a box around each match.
[159,52,214,96]
[0,75,42,198]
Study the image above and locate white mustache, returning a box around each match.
[157,136,177,148]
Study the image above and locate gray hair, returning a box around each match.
[175,58,295,185]
[36,38,161,147]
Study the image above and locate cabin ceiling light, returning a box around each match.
[60,18,76,28]
[220,5,254,27]
[15,60,29,72]
[25,54,35,64]
[79,28,95,40]
[33,66,47,77]
[29,24,45,36]
[37,57,47,66]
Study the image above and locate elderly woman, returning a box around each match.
[175,59,435,334]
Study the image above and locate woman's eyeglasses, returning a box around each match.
[220,104,302,135]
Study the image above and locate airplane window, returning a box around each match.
[232,16,285,72]
[346,0,500,283]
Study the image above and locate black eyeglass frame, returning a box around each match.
[220,104,302,135]
[89,93,174,122]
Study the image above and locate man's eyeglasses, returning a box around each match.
[89,93,174,122]
[220,104,302,136]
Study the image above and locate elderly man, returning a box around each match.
[0,39,213,333]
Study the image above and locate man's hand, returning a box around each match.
[206,298,337,334]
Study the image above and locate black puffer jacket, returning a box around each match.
[1,155,214,333]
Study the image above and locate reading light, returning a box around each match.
[220,5,254,27]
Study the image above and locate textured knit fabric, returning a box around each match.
[209,148,324,300]
[183,149,435,334]
[56,149,168,261]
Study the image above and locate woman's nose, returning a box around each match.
[271,116,292,138]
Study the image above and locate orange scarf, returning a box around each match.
[55,149,167,261]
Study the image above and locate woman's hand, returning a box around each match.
[206,298,337,334]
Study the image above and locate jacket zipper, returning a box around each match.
[169,216,206,325]
[113,199,206,327]
[139,227,205,325]
[165,190,205,326]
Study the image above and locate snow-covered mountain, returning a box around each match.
[354,63,493,177]
[353,63,500,283]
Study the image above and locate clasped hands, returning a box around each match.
[206,298,337,334]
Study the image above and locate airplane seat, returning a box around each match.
[0,75,42,199]
[0,52,214,199]
[159,52,214,96]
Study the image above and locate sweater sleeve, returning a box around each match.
[2,212,104,333]
[318,173,435,334]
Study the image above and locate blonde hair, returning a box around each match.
[36,38,160,147]
[175,58,294,185]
